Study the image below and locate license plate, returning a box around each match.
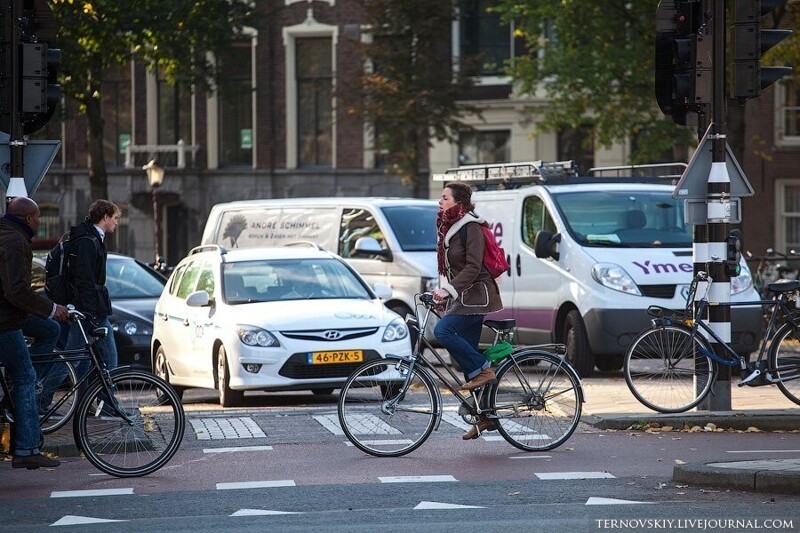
[308,350,364,364]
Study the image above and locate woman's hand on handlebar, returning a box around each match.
[431,288,449,304]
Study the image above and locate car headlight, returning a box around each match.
[731,261,754,295]
[382,317,409,342]
[591,263,642,296]
[112,320,152,337]
[237,327,280,347]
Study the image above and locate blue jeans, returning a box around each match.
[434,313,489,380]
[22,316,63,412]
[0,329,42,456]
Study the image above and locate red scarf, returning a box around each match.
[436,203,470,277]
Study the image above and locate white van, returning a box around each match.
[200,197,439,320]
[434,161,762,377]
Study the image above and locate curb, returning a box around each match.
[673,461,800,495]
[585,410,800,432]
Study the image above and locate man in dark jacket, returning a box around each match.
[64,199,121,376]
[0,197,69,469]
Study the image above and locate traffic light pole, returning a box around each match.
[699,0,732,410]
[6,0,27,201]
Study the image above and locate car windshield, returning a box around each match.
[380,205,438,252]
[105,257,166,298]
[551,190,693,248]
[222,257,372,304]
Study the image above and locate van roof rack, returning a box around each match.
[189,244,228,256]
[431,160,579,188]
[587,162,687,179]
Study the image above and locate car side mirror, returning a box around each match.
[186,290,211,307]
[353,237,393,261]
[534,230,561,260]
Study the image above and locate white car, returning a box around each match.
[151,245,411,406]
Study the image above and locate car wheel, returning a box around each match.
[217,345,245,408]
[154,346,184,400]
[563,309,595,377]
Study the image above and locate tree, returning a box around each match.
[347,0,481,197]
[50,0,254,201]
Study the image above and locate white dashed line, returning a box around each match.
[535,472,615,480]
[379,475,457,483]
[51,515,127,526]
[203,445,273,453]
[51,488,134,498]
[344,439,414,447]
[586,497,655,505]
[231,509,303,516]
[414,501,485,509]
[216,480,296,490]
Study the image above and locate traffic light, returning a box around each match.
[725,230,743,277]
[20,41,60,134]
[733,0,793,100]
[655,0,712,126]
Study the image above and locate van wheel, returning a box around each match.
[595,353,623,372]
[217,345,245,408]
[563,310,594,377]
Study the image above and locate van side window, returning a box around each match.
[176,261,202,299]
[339,208,385,258]
[522,196,556,248]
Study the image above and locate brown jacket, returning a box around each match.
[0,217,55,331]
[440,212,503,316]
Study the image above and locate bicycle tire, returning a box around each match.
[338,358,437,457]
[33,355,79,434]
[624,325,715,413]
[73,369,185,477]
[768,321,800,406]
[490,350,582,452]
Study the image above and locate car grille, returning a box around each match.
[640,284,676,299]
[279,351,382,379]
[280,327,379,342]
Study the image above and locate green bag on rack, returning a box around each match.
[483,341,513,363]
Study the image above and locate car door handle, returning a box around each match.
[516,254,521,276]
[183,318,190,326]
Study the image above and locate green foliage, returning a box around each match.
[495,0,695,163]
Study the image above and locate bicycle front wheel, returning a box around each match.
[74,370,185,477]
[33,355,78,434]
[338,359,437,457]
[490,351,582,452]
[624,325,715,413]
[769,321,800,405]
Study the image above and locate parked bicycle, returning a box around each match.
[748,248,800,299]
[1,308,185,477]
[624,271,800,413]
[337,292,584,457]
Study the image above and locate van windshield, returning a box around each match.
[381,206,438,252]
[551,190,693,248]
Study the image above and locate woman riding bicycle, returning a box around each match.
[432,182,503,440]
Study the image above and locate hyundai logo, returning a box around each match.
[323,330,342,340]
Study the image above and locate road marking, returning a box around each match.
[51,515,127,526]
[344,439,414,446]
[203,445,273,453]
[317,413,400,435]
[51,488,134,498]
[379,475,457,483]
[535,472,615,480]
[312,414,344,435]
[586,497,655,505]
[190,417,266,440]
[216,480,296,490]
[231,509,303,516]
[726,449,800,454]
[415,501,485,509]
[509,455,552,459]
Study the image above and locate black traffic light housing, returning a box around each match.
[733,0,793,100]
[725,230,743,278]
[655,0,712,126]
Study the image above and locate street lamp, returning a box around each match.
[142,159,165,264]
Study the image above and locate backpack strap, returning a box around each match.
[458,223,491,279]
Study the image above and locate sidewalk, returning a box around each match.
[580,377,800,495]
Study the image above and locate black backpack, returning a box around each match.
[44,235,96,304]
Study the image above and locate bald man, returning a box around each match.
[0,197,69,470]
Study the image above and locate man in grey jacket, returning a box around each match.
[0,197,69,469]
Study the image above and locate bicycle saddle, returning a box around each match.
[484,318,515,331]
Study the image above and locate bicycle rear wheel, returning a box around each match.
[624,325,715,413]
[490,350,582,452]
[74,369,185,477]
[338,359,437,457]
[33,355,78,434]
[769,321,800,405]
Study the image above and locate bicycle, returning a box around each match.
[748,248,800,299]
[1,308,185,477]
[337,292,584,457]
[624,271,800,413]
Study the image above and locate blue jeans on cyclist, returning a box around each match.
[22,315,63,414]
[0,329,43,457]
[434,313,490,381]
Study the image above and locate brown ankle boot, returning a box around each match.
[459,367,497,391]
[462,418,499,440]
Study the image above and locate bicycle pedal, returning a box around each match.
[739,369,761,386]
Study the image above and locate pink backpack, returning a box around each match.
[459,224,510,279]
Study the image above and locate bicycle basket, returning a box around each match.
[483,342,513,363]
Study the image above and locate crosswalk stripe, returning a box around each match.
[216,480,296,490]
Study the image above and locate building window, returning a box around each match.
[558,125,594,175]
[459,130,510,164]
[101,66,132,168]
[218,42,253,167]
[779,181,800,252]
[778,77,800,145]
[158,71,193,167]
[459,0,512,77]
[297,37,332,168]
